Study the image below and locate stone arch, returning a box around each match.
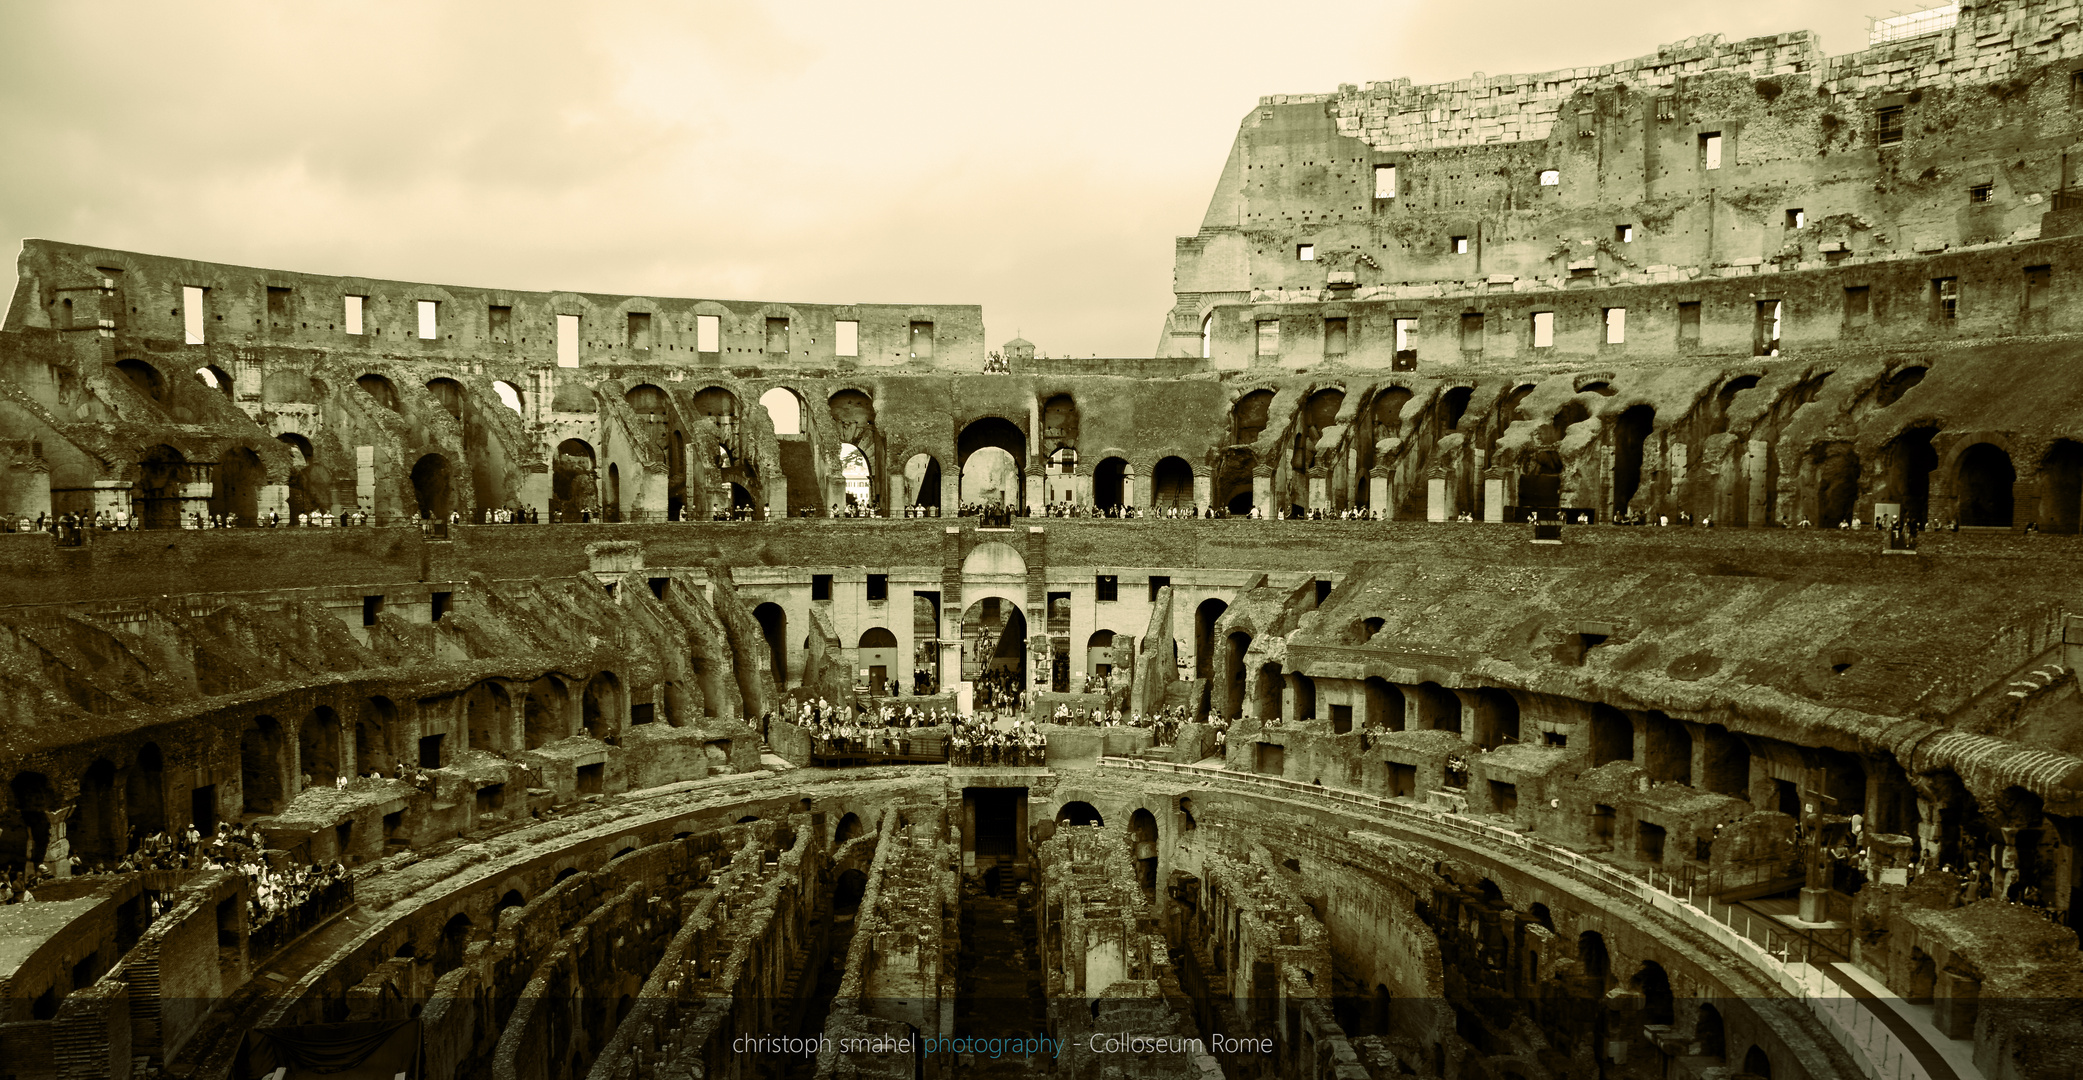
[1880,425,1940,525]
[902,452,942,509]
[75,758,120,865]
[1590,705,1633,766]
[582,672,622,743]
[961,541,1026,577]
[1232,388,1276,444]
[356,697,396,775]
[426,377,465,420]
[356,372,401,412]
[241,716,287,814]
[834,812,865,845]
[1695,1004,1726,1060]
[1741,1045,1772,1079]
[492,380,525,416]
[138,444,188,529]
[464,682,511,754]
[1254,661,1283,720]
[276,433,319,520]
[524,677,569,750]
[552,439,598,522]
[1472,687,1520,748]
[1632,960,1674,1025]
[1056,801,1104,827]
[117,358,164,401]
[1129,807,1159,890]
[1365,676,1403,731]
[1438,384,1475,431]
[1194,598,1228,681]
[1407,682,1459,732]
[1811,442,1860,527]
[1093,456,1131,511]
[196,363,233,398]
[752,603,787,688]
[1956,441,2016,527]
[2040,439,2083,534]
[126,743,167,842]
[6,771,57,870]
[1225,631,1253,719]
[1578,930,1610,988]
[759,386,802,435]
[962,596,1028,688]
[300,706,341,789]
[410,454,453,520]
[1152,456,1195,511]
[1612,404,1654,514]
[211,446,265,524]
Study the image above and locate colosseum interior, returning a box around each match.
[4,2,2083,1079]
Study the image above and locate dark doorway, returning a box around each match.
[1957,443,2016,527]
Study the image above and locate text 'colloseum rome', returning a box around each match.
[6,2,2083,1078]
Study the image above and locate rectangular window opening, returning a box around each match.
[1531,311,1554,348]
[835,319,859,357]
[630,702,654,726]
[1297,243,1315,261]
[1700,132,1723,170]
[1933,277,1959,320]
[1755,300,1782,356]
[1096,574,1118,602]
[2025,265,2052,310]
[431,591,452,622]
[1450,235,1469,255]
[766,317,790,354]
[1373,164,1397,199]
[1255,319,1281,357]
[1638,821,1667,862]
[1459,312,1484,352]
[1877,106,1905,146]
[1970,183,1994,203]
[1323,317,1348,356]
[362,595,384,627]
[1604,307,1627,344]
[1616,224,1634,243]
[417,300,438,340]
[577,763,603,795]
[1148,575,1171,602]
[2071,70,2083,108]
[1844,286,1872,330]
[812,574,833,602]
[1538,169,1560,186]
[418,734,445,770]
[627,311,653,351]
[183,285,207,345]
[556,314,580,367]
[266,285,291,324]
[648,577,669,600]
[867,574,888,603]
[488,304,511,344]
[696,313,721,353]
[909,320,935,360]
[1677,301,1701,344]
[1786,208,1805,230]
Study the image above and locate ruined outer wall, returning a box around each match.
[1165,0,2083,354]
[5,240,986,371]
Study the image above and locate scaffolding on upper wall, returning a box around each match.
[1868,3,1959,45]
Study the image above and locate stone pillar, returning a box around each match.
[2012,480,2037,530]
[1282,673,1301,724]
[941,467,960,513]
[1482,472,1506,523]
[179,464,213,526]
[1252,467,1273,518]
[1369,469,1390,519]
[1426,474,1451,522]
[87,480,129,519]
[356,445,377,516]
[257,483,289,524]
[768,472,789,520]
[1308,471,1329,513]
[1744,439,1772,526]
[1193,472,1211,510]
[1076,470,1092,508]
[1025,469,1044,515]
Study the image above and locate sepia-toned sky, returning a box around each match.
[1,0,1881,357]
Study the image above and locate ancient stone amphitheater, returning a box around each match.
[2,3,2082,1079]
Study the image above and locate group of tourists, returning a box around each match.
[950,712,1046,767]
[1044,703,1194,748]
[972,669,1023,711]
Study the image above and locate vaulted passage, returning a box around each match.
[1957,442,2016,527]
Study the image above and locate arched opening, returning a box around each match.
[1232,390,1275,445]
[759,386,802,435]
[1129,808,1159,891]
[960,447,1020,506]
[958,417,1027,506]
[1439,385,1474,432]
[834,867,869,915]
[357,697,395,775]
[837,442,873,511]
[464,682,510,754]
[211,446,264,524]
[604,462,621,522]
[495,889,527,914]
[410,454,452,520]
[274,433,319,523]
[1713,374,1761,433]
[1194,598,1228,682]
[1812,443,1860,527]
[1700,725,1750,800]
[1093,457,1130,511]
[1408,682,1459,732]
[1957,442,2016,527]
[1874,365,1926,408]
[434,913,473,978]
[355,373,401,412]
[834,812,864,845]
[1289,673,1316,720]
[858,627,898,696]
[1578,931,1610,988]
[523,678,567,750]
[754,603,788,688]
[1254,662,1283,720]
[7,772,57,872]
[961,598,1028,692]
[1696,1004,1726,1060]
[75,759,120,864]
[195,364,233,398]
[1518,449,1563,510]
[1551,399,1590,436]
[582,672,621,744]
[1226,631,1252,719]
[1529,902,1554,931]
[2042,439,2083,534]
[1882,426,1939,525]
[1632,961,1674,1025]
[1057,801,1104,827]
[552,439,598,522]
[1612,405,1654,514]
[1741,1045,1773,1079]
[1590,705,1633,766]
[1475,687,1520,748]
[138,444,188,529]
[300,707,341,789]
[126,743,166,843]
[1152,456,1195,511]
[1365,676,1403,731]
[117,359,164,401]
[492,380,525,416]
[240,717,286,815]
[903,452,942,509]
[426,377,464,420]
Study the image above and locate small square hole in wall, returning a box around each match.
[577,763,603,794]
[648,577,669,600]
[1543,730,1568,748]
[1450,235,1469,254]
[1096,574,1118,602]
[1785,208,1805,229]
[1297,243,1315,261]
[867,574,888,602]
[419,733,445,769]
[363,595,384,626]
[1616,224,1634,243]
[1148,575,1171,601]
[1969,183,1993,203]
[630,702,654,726]
[1531,311,1554,348]
[812,574,833,601]
[416,300,438,340]
[1538,169,1560,186]
[431,591,452,622]
[696,314,720,352]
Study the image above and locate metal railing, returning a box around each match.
[1097,756,1938,1080]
